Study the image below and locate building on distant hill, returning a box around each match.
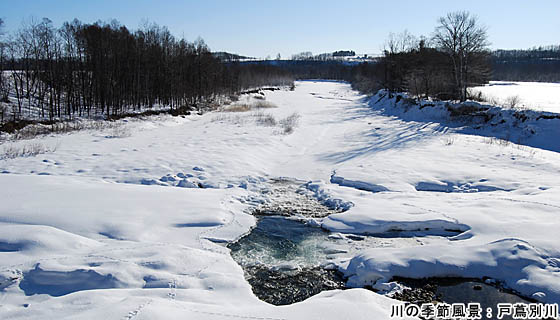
[332,50,356,57]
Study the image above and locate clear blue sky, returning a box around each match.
[1,0,559,58]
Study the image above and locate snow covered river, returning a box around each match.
[1,81,559,319]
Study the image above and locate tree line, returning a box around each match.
[266,11,557,101]
[247,60,354,81]
[0,13,557,126]
[246,11,494,102]
[0,18,293,124]
[491,46,560,82]
[350,11,492,101]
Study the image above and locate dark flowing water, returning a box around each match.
[392,277,535,320]
[229,179,534,309]
[438,281,534,320]
[229,216,339,268]
[228,215,439,305]
[228,216,347,305]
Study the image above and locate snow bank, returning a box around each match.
[330,172,390,193]
[344,239,560,303]
[370,89,560,153]
[302,180,354,211]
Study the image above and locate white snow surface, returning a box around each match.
[1,80,560,318]
[471,81,560,113]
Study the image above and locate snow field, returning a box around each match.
[0,80,559,318]
[470,81,560,114]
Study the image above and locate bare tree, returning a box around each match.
[384,30,417,55]
[0,17,298,126]
[291,52,313,60]
[0,18,7,103]
[432,11,490,101]
[381,30,419,92]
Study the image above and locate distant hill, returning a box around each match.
[212,52,256,62]
[291,50,379,63]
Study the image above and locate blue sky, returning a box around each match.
[1,0,559,58]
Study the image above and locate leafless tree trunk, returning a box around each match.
[432,11,489,101]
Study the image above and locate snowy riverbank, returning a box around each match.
[1,81,559,319]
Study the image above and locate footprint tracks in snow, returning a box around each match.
[124,300,152,320]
